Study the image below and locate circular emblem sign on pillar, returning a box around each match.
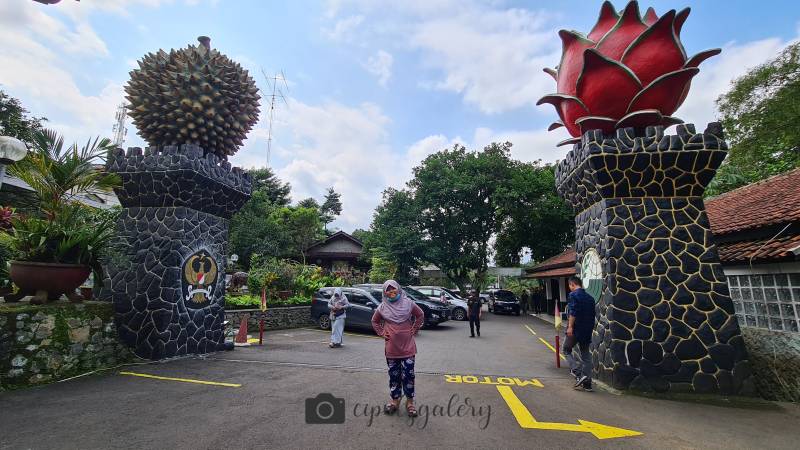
[182,250,218,309]
[581,249,603,301]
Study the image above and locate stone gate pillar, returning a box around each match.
[556,123,754,395]
[103,145,252,359]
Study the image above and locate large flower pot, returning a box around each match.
[9,261,91,304]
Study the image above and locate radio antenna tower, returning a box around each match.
[260,69,289,166]
[112,102,128,147]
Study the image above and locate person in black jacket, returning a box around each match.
[467,290,482,337]
[563,276,596,391]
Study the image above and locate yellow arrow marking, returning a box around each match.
[496,386,642,440]
[120,371,241,388]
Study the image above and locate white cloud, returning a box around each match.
[363,50,393,87]
[324,1,560,114]
[232,98,397,232]
[323,14,364,42]
[677,36,796,127]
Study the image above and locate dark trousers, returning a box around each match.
[469,316,480,336]
[386,357,415,399]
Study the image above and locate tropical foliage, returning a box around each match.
[707,42,800,196]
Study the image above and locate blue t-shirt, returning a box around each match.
[567,288,596,343]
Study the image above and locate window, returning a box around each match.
[347,292,370,306]
[728,273,800,333]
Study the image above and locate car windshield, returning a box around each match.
[402,286,429,302]
[442,288,463,299]
[495,290,517,301]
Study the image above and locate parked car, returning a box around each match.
[353,284,450,328]
[311,287,382,331]
[486,289,521,315]
[412,286,468,321]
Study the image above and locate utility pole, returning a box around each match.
[112,102,128,147]
[260,69,289,167]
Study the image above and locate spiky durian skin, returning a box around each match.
[125,42,260,160]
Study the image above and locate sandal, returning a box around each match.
[384,402,398,415]
[406,402,418,417]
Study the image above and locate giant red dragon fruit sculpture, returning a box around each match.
[538,1,720,145]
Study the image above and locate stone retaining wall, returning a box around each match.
[0,302,137,390]
[225,306,314,332]
[742,328,800,402]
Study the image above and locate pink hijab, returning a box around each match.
[377,280,414,324]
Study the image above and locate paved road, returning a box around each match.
[1,310,799,449]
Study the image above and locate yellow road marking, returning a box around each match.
[496,386,642,439]
[119,371,241,388]
[524,324,537,335]
[538,337,567,361]
[302,328,384,339]
[444,374,543,388]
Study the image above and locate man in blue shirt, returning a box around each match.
[563,276,596,392]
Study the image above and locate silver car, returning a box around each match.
[412,286,469,321]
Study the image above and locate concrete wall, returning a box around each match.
[0,302,137,390]
[742,327,800,402]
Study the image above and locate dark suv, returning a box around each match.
[311,287,382,331]
[487,289,521,315]
[353,284,450,328]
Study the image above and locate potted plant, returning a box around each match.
[2,129,119,304]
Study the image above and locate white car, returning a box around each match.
[413,286,469,321]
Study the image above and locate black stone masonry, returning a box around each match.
[102,144,252,359]
[556,124,755,395]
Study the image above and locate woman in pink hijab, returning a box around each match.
[371,279,424,417]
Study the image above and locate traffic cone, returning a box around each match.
[234,313,250,346]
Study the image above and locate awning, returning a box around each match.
[525,266,576,279]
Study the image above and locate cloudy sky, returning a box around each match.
[2,0,798,231]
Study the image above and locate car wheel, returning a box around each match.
[515,310,521,316]
[453,308,466,321]
[318,314,331,330]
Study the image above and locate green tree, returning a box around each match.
[368,253,397,284]
[270,206,323,264]
[708,42,800,195]
[495,162,574,265]
[0,89,46,146]
[230,167,294,269]
[367,188,426,284]
[320,187,343,231]
[248,167,291,206]
[297,197,320,209]
[229,190,289,270]
[410,142,515,292]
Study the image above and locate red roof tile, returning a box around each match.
[706,168,800,235]
[716,233,800,264]
[528,248,575,272]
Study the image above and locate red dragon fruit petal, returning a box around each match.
[685,48,722,68]
[548,121,564,131]
[627,67,699,116]
[595,1,648,61]
[674,7,690,37]
[537,93,589,137]
[616,109,664,129]
[556,30,595,96]
[543,67,558,81]
[557,137,582,147]
[621,10,687,86]
[643,7,658,25]
[576,48,642,121]
[576,116,617,135]
[672,49,721,109]
[660,116,685,127]
[587,1,620,41]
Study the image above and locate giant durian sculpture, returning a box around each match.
[125,36,260,160]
